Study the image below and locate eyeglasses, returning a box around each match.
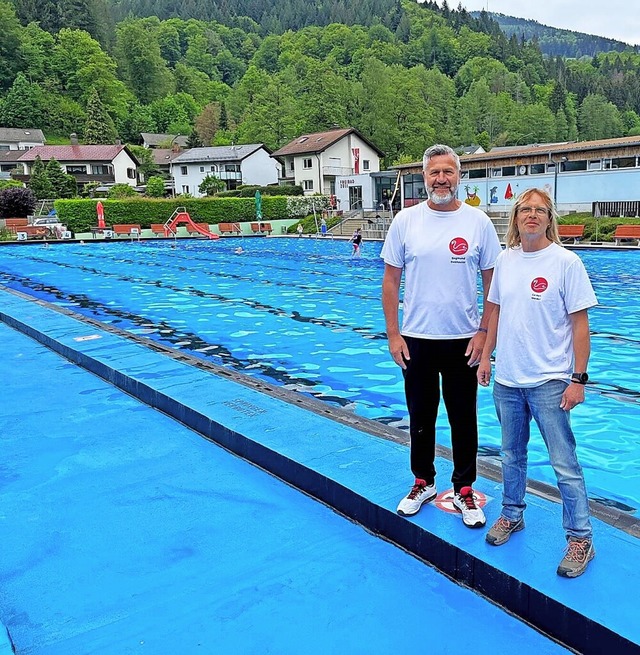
[518,206,549,217]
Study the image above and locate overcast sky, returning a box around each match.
[440,1,640,46]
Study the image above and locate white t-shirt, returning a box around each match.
[488,243,597,387]
[381,201,502,339]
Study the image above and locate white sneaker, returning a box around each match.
[453,486,486,528]
[397,479,437,516]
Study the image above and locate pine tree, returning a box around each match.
[28,155,54,200]
[84,87,117,144]
[186,128,204,148]
[45,157,76,198]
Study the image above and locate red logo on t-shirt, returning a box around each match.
[449,238,468,255]
[531,277,548,293]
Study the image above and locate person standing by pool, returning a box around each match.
[477,187,597,578]
[321,217,327,237]
[350,228,362,256]
[297,223,304,237]
[381,144,502,528]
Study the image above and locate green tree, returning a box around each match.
[0,73,46,128]
[146,176,165,197]
[578,94,624,141]
[198,174,225,196]
[127,145,159,180]
[0,0,25,92]
[28,155,54,199]
[46,157,76,198]
[186,128,204,148]
[84,87,118,144]
[116,19,174,103]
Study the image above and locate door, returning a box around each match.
[349,186,362,210]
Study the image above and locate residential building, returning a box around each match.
[171,145,278,197]
[0,150,24,180]
[271,128,384,198]
[141,133,188,149]
[14,145,140,191]
[0,127,45,151]
[140,132,189,148]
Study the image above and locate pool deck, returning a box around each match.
[0,286,638,654]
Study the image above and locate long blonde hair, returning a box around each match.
[504,187,561,249]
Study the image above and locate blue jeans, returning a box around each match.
[493,380,592,540]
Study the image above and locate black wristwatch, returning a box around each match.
[571,372,589,385]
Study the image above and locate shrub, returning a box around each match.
[146,176,166,198]
[0,187,37,218]
[108,183,138,199]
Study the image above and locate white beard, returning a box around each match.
[429,187,457,205]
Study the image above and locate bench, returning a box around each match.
[151,223,168,237]
[218,223,242,235]
[558,224,585,244]
[250,222,272,235]
[613,224,640,246]
[5,218,29,234]
[113,224,141,238]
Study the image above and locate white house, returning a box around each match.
[271,127,384,199]
[15,145,140,190]
[171,144,279,196]
[0,127,45,151]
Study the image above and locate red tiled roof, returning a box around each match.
[271,128,384,158]
[17,145,128,163]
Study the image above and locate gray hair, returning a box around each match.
[422,144,461,172]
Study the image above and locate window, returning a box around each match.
[529,163,546,174]
[182,185,189,194]
[562,160,587,172]
[181,166,188,175]
[66,165,87,174]
[468,168,485,179]
[303,158,312,169]
[224,164,240,172]
[363,160,370,171]
[588,160,601,171]
[303,180,314,191]
[491,168,502,177]
[0,145,9,151]
[200,166,205,172]
[127,168,136,179]
[210,165,217,172]
[91,165,111,175]
[611,156,636,169]
[501,166,516,177]
[403,173,427,204]
[289,160,294,171]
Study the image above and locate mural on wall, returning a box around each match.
[490,186,498,204]
[504,183,514,200]
[464,185,481,206]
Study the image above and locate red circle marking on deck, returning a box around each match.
[434,489,488,514]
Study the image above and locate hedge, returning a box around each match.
[54,197,290,233]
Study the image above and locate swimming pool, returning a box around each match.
[0,238,638,514]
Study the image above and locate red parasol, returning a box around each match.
[96,201,105,229]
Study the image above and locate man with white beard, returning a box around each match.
[381,144,502,528]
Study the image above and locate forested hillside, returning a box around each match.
[483,12,638,58]
[2,0,640,166]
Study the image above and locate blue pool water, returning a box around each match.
[0,238,638,513]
